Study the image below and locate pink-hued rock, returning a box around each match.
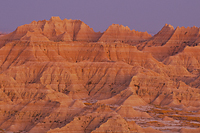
[1,17,200,133]
[99,24,151,44]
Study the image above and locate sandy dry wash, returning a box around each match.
[0,16,200,133]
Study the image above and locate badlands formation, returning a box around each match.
[0,16,200,133]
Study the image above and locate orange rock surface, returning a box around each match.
[99,24,151,44]
[0,17,200,133]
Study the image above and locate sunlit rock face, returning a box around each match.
[138,24,200,61]
[98,24,151,44]
[0,17,200,133]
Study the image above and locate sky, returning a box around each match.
[0,0,200,34]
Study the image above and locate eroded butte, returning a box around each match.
[0,16,200,133]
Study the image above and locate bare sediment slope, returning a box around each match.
[138,24,200,61]
[98,24,151,44]
[0,17,200,133]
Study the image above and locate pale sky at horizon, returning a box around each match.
[0,0,200,34]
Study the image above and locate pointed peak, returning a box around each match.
[50,16,61,21]
[31,20,37,25]
[164,24,174,30]
[111,23,119,26]
[20,31,50,42]
[108,24,131,31]
[57,31,72,42]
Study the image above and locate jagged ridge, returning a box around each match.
[0,17,200,133]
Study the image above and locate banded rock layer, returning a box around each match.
[0,17,200,133]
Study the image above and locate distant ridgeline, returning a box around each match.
[0,16,200,62]
[0,16,151,43]
[0,16,200,133]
